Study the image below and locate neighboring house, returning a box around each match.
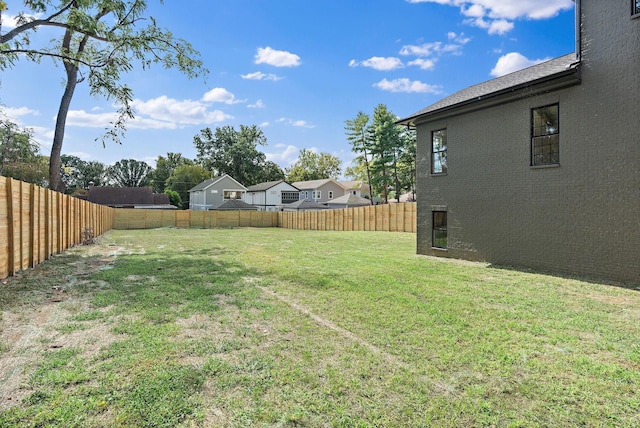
[340,180,372,200]
[188,175,246,211]
[280,199,330,212]
[397,0,639,283]
[243,180,299,211]
[292,179,346,204]
[325,194,372,209]
[389,192,416,203]
[86,186,176,209]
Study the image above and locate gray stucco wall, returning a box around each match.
[415,0,640,283]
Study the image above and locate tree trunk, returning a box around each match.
[49,67,78,192]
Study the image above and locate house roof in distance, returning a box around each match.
[245,180,298,192]
[398,53,580,126]
[211,199,257,211]
[283,199,330,210]
[291,178,344,190]
[188,174,246,192]
[325,193,371,206]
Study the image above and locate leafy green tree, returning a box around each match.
[165,164,210,209]
[61,154,106,193]
[397,127,417,201]
[285,149,342,182]
[256,160,285,183]
[344,163,368,182]
[0,118,48,185]
[106,158,152,187]
[369,104,400,203]
[151,152,193,193]
[164,188,182,208]
[345,111,373,204]
[194,125,280,186]
[0,1,206,192]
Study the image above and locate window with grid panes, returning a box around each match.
[531,104,559,166]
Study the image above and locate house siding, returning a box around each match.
[415,0,640,283]
[189,175,246,211]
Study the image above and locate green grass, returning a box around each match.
[1,228,639,427]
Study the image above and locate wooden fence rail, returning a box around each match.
[0,176,115,279]
[111,203,415,232]
[277,203,416,232]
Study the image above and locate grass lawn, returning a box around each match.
[1,227,639,427]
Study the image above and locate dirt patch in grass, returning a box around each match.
[0,244,125,411]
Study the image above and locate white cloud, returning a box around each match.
[2,106,39,121]
[407,58,437,70]
[276,117,315,128]
[400,33,469,59]
[349,56,404,71]
[265,144,299,167]
[374,78,443,94]
[201,87,244,104]
[131,95,233,125]
[399,42,442,57]
[65,92,234,130]
[254,46,301,67]
[490,52,549,77]
[241,71,283,81]
[259,121,270,127]
[407,0,573,34]
[248,99,265,109]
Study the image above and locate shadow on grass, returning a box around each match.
[489,263,640,292]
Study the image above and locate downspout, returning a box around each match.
[575,0,581,61]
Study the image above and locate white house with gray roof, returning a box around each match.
[397,0,639,283]
[188,175,247,211]
[243,180,299,211]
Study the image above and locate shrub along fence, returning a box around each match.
[0,176,114,279]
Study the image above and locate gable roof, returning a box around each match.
[211,199,257,211]
[398,53,580,126]
[188,174,246,193]
[291,178,344,190]
[325,193,372,206]
[88,186,154,206]
[339,180,371,192]
[284,199,330,210]
[245,180,298,192]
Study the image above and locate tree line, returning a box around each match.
[0,118,346,209]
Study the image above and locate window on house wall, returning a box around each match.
[431,129,447,174]
[328,191,333,199]
[531,104,559,166]
[313,190,321,199]
[281,191,298,203]
[634,0,640,15]
[223,190,243,199]
[432,211,447,249]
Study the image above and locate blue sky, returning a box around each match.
[0,0,576,173]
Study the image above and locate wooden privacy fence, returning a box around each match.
[112,202,416,233]
[278,203,416,232]
[0,176,114,279]
[112,209,279,229]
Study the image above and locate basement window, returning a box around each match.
[432,211,447,249]
[531,104,559,166]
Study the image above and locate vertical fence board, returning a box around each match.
[0,177,10,278]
